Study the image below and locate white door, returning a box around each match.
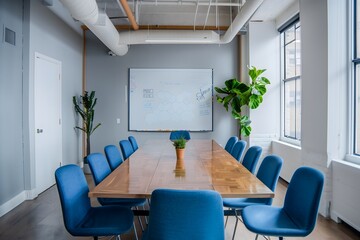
[34,53,62,195]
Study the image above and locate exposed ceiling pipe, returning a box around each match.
[118,0,262,45]
[59,0,129,56]
[59,0,263,56]
[220,0,262,43]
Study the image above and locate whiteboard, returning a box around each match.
[129,68,213,131]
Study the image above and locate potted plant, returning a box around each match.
[73,91,101,173]
[173,137,186,160]
[215,66,270,137]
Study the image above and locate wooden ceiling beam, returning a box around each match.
[118,0,139,30]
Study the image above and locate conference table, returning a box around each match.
[89,139,273,200]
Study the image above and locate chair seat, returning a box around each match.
[99,198,147,208]
[242,205,309,237]
[223,198,268,209]
[71,206,134,236]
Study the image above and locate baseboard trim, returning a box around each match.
[0,190,38,217]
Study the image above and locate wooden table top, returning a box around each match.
[89,139,274,199]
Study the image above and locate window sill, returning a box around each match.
[278,137,301,148]
[344,154,360,165]
[272,139,302,150]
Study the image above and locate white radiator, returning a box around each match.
[271,140,301,182]
[332,160,360,231]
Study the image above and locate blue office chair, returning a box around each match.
[224,136,238,153]
[223,155,283,240]
[142,189,224,240]
[242,166,324,240]
[230,140,247,161]
[104,145,123,171]
[241,145,262,174]
[128,136,139,151]
[55,164,134,240]
[119,140,134,160]
[169,130,191,141]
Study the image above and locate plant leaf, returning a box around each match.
[231,96,241,113]
[249,95,261,109]
[260,77,270,84]
[214,87,229,94]
[255,85,267,95]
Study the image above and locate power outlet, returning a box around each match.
[116,118,121,124]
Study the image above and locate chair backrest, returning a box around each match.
[55,164,91,234]
[104,145,123,171]
[230,140,247,161]
[224,136,238,153]
[242,146,262,173]
[119,140,134,160]
[256,155,283,205]
[283,167,324,234]
[128,136,139,151]
[87,153,112,185]
[146,189,224,240]
[169,130,191,141]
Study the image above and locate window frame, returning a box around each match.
[279,17,301,145]
[349,0,360,164]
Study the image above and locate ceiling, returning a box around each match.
[48,0,296,33]
[95,0,296,29]
[46,0,296,55]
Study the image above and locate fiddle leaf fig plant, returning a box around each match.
[215,66,270,137]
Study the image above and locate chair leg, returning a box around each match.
[279,237,283,240]
[116,235,121,240]
[224,208,231,228]
[225,216,229,228]
[135,206,144,231]
[93,237,98,240]
[138,215,144,231]
[255,234,259,240]
[133,222,139,240]
[232,216,239,240]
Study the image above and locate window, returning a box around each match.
[280,19,301,142]
[353,0,360,155]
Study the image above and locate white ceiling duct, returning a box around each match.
[60,0,128,56]
[59,0,263,56]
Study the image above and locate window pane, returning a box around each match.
[285,41,296,79]
[357,1,360,57]
[355,64,360,154]
[284,80,296,138]
[295,78,301,139]
[285,25,295,44]
[296,26,301,76]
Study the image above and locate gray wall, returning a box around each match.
[0,0,25,204]
[0,0,82,209]
[86,33,239,153]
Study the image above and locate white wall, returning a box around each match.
[271,0,352,221]
[247,21,281,164]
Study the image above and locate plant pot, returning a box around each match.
[176,148,185,160]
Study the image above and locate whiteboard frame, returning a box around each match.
[128,68,214,132]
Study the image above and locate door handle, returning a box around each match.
[37,129,43,133]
